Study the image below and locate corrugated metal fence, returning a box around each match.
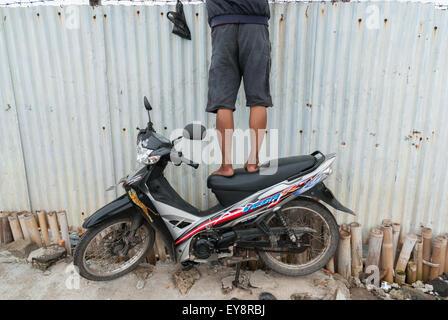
[1,1,447,239]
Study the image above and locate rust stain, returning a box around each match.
[305,6,309,19]
[384,18,388,25]
[161,12,164,17]
[6,104,11,111]
[358,18,362,28]
[104,14,107,19]
[341,142,346,146]
[434,26,438,37]
[375,144,380,148]
[36,13,40,20]
[321,9,325,15]
[122,128,126,132]
[306,103,312,109]
[196,13,199,20]
[299,130,303,135]
[102,126,106,130]
[412,130,421,135]
[93,15,97,21]
[278,13,284,76]
[57,12,62,21]
[137,10,140,22]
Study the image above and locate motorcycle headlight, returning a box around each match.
[137,141,161,165]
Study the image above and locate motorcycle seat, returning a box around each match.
[207,155,317,193]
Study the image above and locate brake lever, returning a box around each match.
[170,151,199,169]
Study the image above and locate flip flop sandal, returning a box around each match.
[244,162,260,173]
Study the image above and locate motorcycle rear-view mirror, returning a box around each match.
[144,96,152,111]
[183,123,206,141]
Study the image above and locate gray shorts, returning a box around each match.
[206,24,273,113]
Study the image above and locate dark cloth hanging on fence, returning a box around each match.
[167,0,192,40]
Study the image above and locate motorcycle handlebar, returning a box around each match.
[182,156,199,169]
[170,151,199,169]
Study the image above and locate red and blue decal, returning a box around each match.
[174,174,319,246]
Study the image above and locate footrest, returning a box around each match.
[222,256,258,266]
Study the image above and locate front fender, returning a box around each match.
[82,194,134,229]
[82,191,177,262]
[302,182,355,215]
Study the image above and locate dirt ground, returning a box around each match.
[0,250,349,300]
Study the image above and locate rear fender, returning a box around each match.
[302,182,355,215]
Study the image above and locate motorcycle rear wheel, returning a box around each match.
[74,216,155,281]
[258,198,339,277]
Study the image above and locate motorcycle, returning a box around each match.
[73,97,354,281]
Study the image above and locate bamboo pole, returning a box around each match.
[444,234,448,275]
[407,262,417,284]
[365,228,383,272]
[326,257,335,273]
[428,236,446,281]
[414,235,423,281]
[0,212,14,244]
[36,211,51,246]
[47,211,61,244]
[341,223,351,233]
[154,233,167,262]
[248,249,258,271]
[438,235,447,277]
[396,270,406,285]
[23,213,42,247]
[382,219,392,227]
[381,225,394,283]
[7,212,24,241]
[350,222,363,278]
[395,233,417,278]
[378,220,391,274]
[57,211,71,255]
[17,212,30,240]
[0,212,2,244]
[422,227,432,282]
[337,231,351,280]
[392,223,401,263]
[146,248,157,265]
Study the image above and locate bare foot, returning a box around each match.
[212,165,234,177]
[244,162,259,173]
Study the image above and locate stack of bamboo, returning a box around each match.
[0,210,72,255]
[331,219,448,285]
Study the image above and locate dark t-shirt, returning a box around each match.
[206,0,270,27]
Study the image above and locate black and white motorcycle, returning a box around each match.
[74,97,354,281]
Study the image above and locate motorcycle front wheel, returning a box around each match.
[73,216,155,281]
[258,198,339,277]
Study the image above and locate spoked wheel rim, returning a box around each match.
[82,220,150,277]
[262,205,332,270]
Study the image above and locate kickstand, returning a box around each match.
[232,262,242,288]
